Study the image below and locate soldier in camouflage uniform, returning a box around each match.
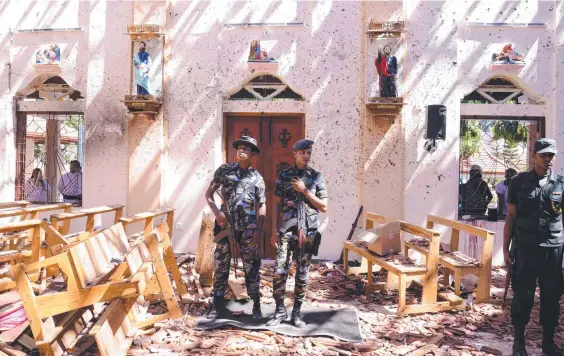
[204,136,266,321]
[267,139,328,327]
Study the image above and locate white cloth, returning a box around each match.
[24,178,50,202]
[495,181,508,214]
[58,172,82,196]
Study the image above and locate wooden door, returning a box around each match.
[226,115,303,259]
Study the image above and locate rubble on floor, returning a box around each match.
[2,256,562,356]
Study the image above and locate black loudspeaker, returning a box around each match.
[426,105,447,140]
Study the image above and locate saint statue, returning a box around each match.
[492,44,525,64]
[134,41,151,95]
[375,45,398,97]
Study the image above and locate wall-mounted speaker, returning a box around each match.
[425,105,447,140]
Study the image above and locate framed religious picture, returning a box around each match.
[35,44,61,65]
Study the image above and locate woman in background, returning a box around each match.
[25,168,50,202]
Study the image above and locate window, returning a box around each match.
[228,74,304,101]
[15,114,84,206]
[458,117,543,220]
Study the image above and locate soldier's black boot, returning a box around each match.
[542,327,564,356]
[266,299,287,326]
[251,296,263,322]
[512,324,528,356]
[291,300,305,328]
[204,295,223,320]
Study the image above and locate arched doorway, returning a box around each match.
[14,76,85,206]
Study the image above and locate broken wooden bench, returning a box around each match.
[343,212,465,316]
[12,222,182,356]
[404,214,494,302]
[119,208,189,298]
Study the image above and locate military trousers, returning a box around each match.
[210,229,262,299]
[272,229,315,303]
[511,243,563,329]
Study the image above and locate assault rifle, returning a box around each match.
[502,239,515,308]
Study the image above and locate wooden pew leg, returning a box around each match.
[454,269,461,296]
[397,274,406,315]
[145,234,182,320]
[343,248,349,274]
[476,266,491,301]
[386,271,399,290]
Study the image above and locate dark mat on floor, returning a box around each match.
[195,300,363,342]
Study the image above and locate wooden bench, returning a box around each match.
[404,214,494,301]
[12,222,182,356]
[119,208,188,297]
[50,204,124,235]
[0,201,31,211]
[0,220,45,292]
[343,212,465,316]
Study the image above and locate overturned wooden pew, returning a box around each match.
[343,212,465,316]
[12,222,182,356]
[119,209,189,297]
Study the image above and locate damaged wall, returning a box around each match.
[1,1,564,264]
[165,1,363,259]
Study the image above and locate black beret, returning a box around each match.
[292,139,314,151]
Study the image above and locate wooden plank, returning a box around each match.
[0,204,70,219]
[90,299,134,356]
[0,344,28,356]
[0,321,29,343]
[399,301,454,316]
[35,283,139,319]
[144,233,182,319]
[195,213,215,287]
[15,333,35,350]
[476,232,494,301]
[156,224,188,295]
[0,220,41,234]
[343,242,427,275]
[118,208,175,225]
[427,214,490,239]
[0,202,30,210]
[229,277,249,300]
[50,205,125,221]
[11,264,54,355]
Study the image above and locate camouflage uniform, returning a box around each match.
[273,165,328,302]
[209,162,266,299]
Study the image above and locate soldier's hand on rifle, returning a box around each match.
[291,178,307,193]
[215,210,229,228]
[503,247,512,267]
[271,234,279,249]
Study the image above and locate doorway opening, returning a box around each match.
[224,113,305,259]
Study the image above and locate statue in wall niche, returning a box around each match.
[375,45,397,97]
[492,43,525,64]
[134,41,152,95]
[248,40,275,61]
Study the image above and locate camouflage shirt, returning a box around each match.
[274,165,328,230]
[211,163,266,231]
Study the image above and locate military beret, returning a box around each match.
[292,139,314,151]
[535,138,557,154]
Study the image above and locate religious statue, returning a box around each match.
[492,44,525,64]
[375,45,398,97]
[134,41,152,95]
[248,40,274,61]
